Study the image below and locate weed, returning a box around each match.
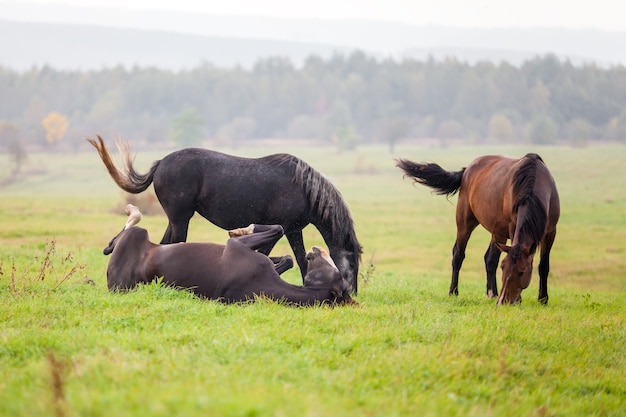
[36,240,56,281]
[360,251,376,285]
[8,240,86,298]
[7,258,20,297]
[582,293,601,309]
[47,352,68,417]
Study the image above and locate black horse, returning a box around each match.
[88,136,362,293]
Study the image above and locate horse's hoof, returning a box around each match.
[228,224,255,237]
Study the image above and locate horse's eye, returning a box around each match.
[518,271,524,277]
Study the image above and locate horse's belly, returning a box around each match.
[470,200,512,239]
[198,198,306,231]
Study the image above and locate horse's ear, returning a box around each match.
[497,243,512,253]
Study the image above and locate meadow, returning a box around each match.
[0,142,625,417]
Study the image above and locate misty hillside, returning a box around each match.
[1,2,626,70]
[2,19,623,72]
[0,20,351,71]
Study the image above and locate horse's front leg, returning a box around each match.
[537,230,556,304]
[285,230,307,283]
[269,255,294,275]
[484,239,504,298]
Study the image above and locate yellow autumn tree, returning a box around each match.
[42,112,69,146]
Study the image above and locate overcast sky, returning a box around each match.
[20,0,626,31]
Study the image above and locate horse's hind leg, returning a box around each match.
[160,210,194,244]
[538,230,556,304]
[450,208,478,296]
[156,184,196,243]
[161,224,173,243]
[161,219,191,244]
[484,238,505,298]
[450,238,467,296]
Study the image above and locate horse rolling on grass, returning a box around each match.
[397,153,560,305]
[87,136,362,294]
[103,204,356,306]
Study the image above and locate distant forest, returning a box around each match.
[1,52,626,153]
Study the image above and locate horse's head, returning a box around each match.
[496,243,535,305]
[103,204,142,255]
[326,244,361,295]
[305,246,356,305]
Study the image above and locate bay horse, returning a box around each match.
[397,153,560,305]
[88,136,362,294]
[104,204,356,306]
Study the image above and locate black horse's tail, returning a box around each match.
[396,158,465,197]
[87,135,160,194]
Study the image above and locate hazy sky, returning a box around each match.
[24,0,626,31]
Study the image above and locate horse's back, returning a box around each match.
[462,155,519,203]
[155,148,298,189]
[464,155,518,180]
[460,155,525,235]
[152,148,308,227]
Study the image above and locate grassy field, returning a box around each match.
[0,142,625,416]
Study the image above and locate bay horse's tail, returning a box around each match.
[396,158,465,197]
[87,135,159,194]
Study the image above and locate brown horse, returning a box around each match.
[103,204,356,306]
[397,153,560,305]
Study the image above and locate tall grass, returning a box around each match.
[1,143,625,416]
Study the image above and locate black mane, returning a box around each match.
[512,153,547,253]
[272,153,362,257]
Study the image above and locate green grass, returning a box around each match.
[1,143,625,416]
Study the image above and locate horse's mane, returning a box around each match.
[271,154,363,257]
[512,153,547,252]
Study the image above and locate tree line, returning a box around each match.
[1,52,626,156]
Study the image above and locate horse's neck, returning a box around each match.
[313,218,350,255]
[277,284,334,306]
[512,205,539,252]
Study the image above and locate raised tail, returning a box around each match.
[86,135,159,194]
[396,158,465,197]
